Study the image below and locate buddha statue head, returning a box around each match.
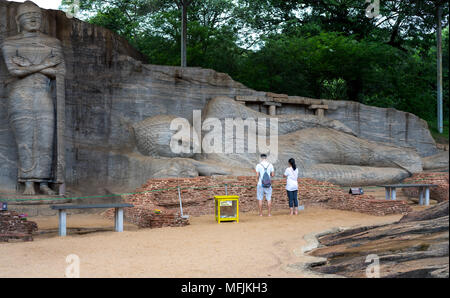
[16,1,42,33]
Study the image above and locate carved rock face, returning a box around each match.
[133,115,200,158]
[18,12,42,32]
[0,1,67,194]
[0,0,440,194]
[199,96,423,185]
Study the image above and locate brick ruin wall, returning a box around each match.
[402,172,449,203]
[0,210,38,242]
[106,176,413,228]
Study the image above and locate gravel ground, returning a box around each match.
[0,207,401,278]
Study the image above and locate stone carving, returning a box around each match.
[201,97,423,185]
[0,0,444,194]
[1,1,65,195]
[133,115,200,158]
[203,96,356,136]
[422,151,449,171]
[130,96,423,186]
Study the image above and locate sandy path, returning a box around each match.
[0,207,401,278]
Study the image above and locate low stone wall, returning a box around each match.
[111,176,411,228]
[326,195,412,216]
[0,211,38,242]
[401,172,449,203]
[122,207,189,229]
[436,144,449,151]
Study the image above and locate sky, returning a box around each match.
[14,0,62,10]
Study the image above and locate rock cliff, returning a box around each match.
[0,0,442,194]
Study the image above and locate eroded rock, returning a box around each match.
[308,202,449,278]
[422,151,449,171]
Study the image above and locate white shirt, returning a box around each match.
[255,160,274,186]
[284,167,298,191]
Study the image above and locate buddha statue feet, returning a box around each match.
[40,183,56,195]
[23,182,36,196]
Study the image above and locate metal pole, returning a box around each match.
[58,209,66,237]
[437,5,443,133]
[177,186,184,217]
[181,1,187,67]
[425,187,430,206]
[225,184,228,196]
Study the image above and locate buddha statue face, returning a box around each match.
[16,1,42,33]
[19,12,42,32]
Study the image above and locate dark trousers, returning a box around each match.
[287,190,298,208]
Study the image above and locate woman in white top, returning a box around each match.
[283,158,299,215]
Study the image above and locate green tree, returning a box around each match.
[63,0,449,126]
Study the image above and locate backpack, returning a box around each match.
[261,164,272,188]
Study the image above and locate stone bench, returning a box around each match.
[308,104,329,118]
[50,203,134,236]
[379,184,438,206]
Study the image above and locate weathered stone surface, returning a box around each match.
[0,1,439,195]
[322,100,438,157]
[235,95,266,102]
[309,202,449,278]
[422,151,449,171]
[0,0,147,193]
[277,99,438,157]
[201,97,422,185]
[274,96,323,106]
[129,97,416,185]
[203,96,355,135]
[399,201,449,223]
[309,104,329,110]
[133,115,200,158]
[266,92,288,99]
[1,1,66,196]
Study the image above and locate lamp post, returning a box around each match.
[178,0,192,67]
[436,5,443,134]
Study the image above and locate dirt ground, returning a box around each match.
[0,207,402,278]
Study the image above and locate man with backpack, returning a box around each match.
[255,154,275,217]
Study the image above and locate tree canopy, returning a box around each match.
[62,0,449,126]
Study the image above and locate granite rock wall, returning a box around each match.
[0,0,441,194]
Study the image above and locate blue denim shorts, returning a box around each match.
[287,190,298,207]
[257,185,272,201]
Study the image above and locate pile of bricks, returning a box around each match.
[113,176,411,228]
[0,210,38,242]
[119,205,189,229]
[327,194,412,216]
[402,172,449,203]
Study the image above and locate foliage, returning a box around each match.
[61,0,449,130]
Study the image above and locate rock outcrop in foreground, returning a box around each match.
[309,201,449,278]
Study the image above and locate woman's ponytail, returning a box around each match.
[288,158,296,171]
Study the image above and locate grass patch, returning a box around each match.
[428,119,449,144]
